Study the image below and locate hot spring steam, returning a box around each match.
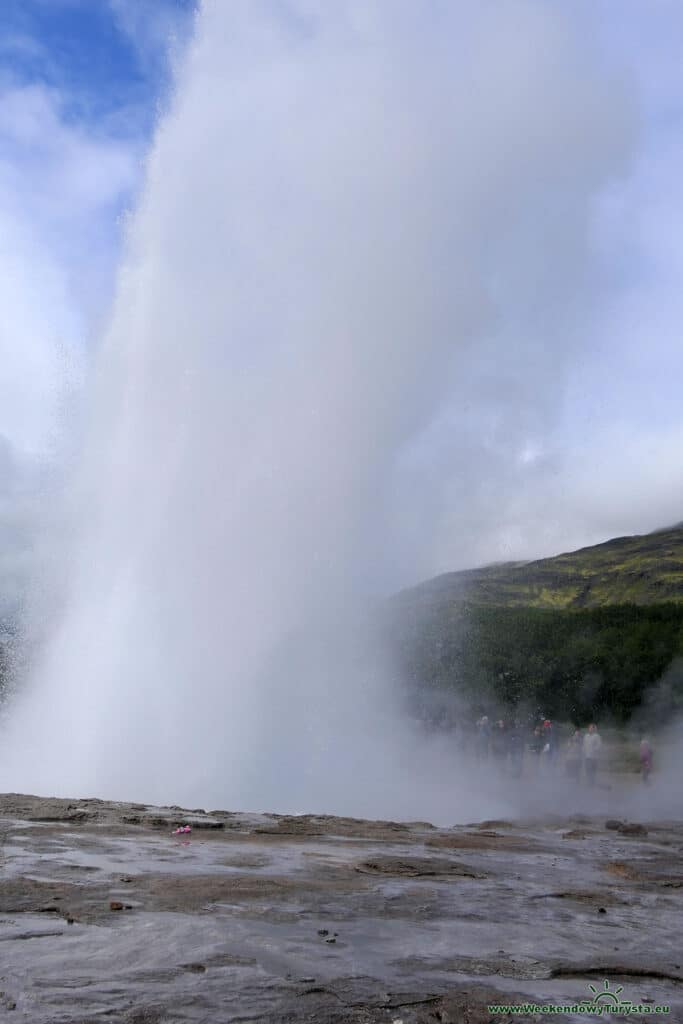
[1,2,631,818]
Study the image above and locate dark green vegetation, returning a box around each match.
[390,525,683,726]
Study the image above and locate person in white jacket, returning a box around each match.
[583,723,602,786]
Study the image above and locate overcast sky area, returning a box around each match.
[1,0,683,617]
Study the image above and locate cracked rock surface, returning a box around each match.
[0,794,681,1022]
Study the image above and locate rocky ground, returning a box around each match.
[0,793,681,1023]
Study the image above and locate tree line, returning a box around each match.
[393,601,683,727]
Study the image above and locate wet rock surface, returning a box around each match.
[0,794,681,1022]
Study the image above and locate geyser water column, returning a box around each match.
[3,2,631,815]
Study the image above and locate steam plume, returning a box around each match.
[1,1,634,817]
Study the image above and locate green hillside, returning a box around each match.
[398,524,683,611]
[390,525,683,726]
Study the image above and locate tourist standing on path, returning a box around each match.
[583,723,602,787]
[541,719,558,767]
[476,716,491,760]
[508,720,525,778]
[528,724,544,771]
[491,719,508,768]
[639,737,653,784]
[565,728,583,781]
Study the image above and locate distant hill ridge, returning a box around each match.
[400,524,683,610]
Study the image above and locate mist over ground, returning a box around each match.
[0,1,682,821]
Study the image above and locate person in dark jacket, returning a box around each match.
[475,716,491,760]
[565,728,583,781]
[639,737,653,784]
[528,725,544,769]
[490,719,509,767]
[508,719,525,778]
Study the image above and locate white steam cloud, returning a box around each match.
[1,1,637,817]
[0,78,138,617]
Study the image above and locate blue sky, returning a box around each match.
[1,0,683,609]
[1,0,193,122]
[0,0,194,609]
[0,0,193,431]
[0,0,194,313]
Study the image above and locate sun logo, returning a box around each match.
[586,979,625,1005]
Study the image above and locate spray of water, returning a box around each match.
[0,2,634,819]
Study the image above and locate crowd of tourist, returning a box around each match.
[467,716,653,785]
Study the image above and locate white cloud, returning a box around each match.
[0,81,139,326]
[0,79,140,609]
[108,0,195,80]
[385,1,683,575]
[0,32,45,63]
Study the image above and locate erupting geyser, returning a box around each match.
[1,2,631,818]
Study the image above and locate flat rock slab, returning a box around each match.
[0,793,681,1022]
[354,856,484,878]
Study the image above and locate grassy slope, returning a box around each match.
[399,524,683,610]
[390,525,683,723]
